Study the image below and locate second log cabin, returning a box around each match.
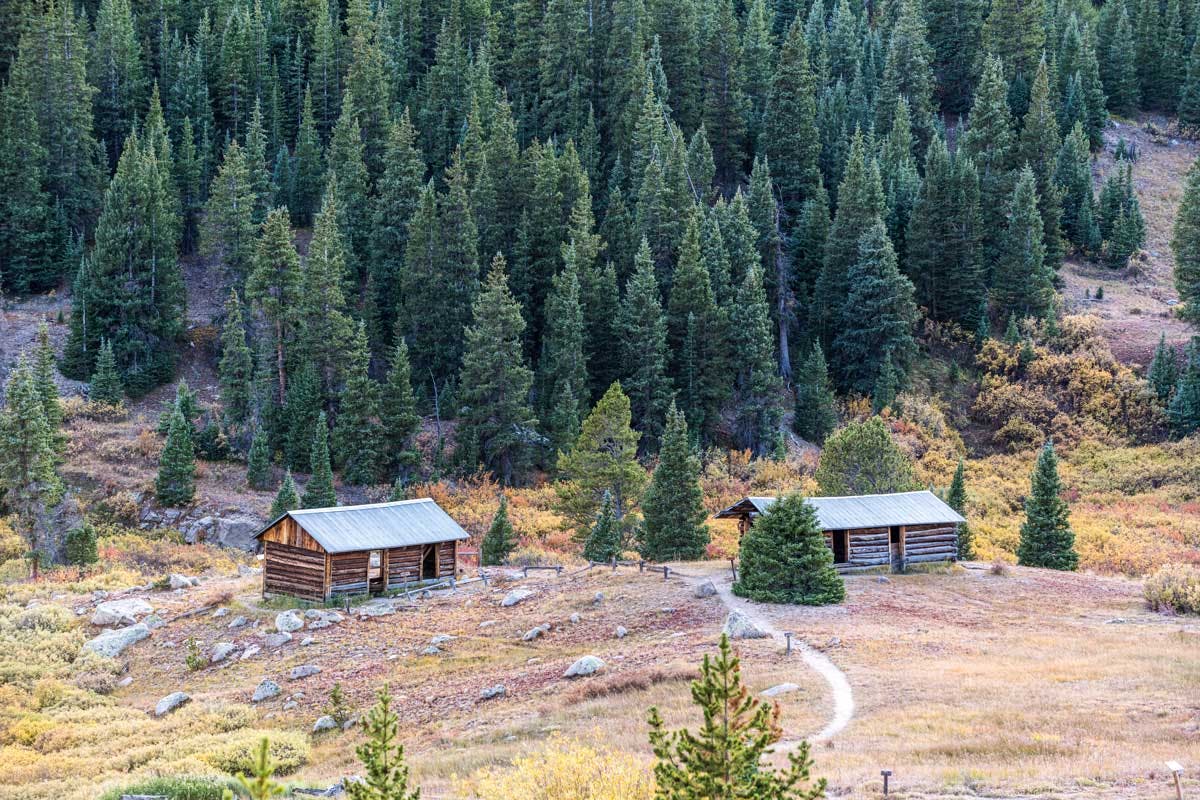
[254,499,469,601]
[714,490,965,573]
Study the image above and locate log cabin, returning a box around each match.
[254,499,470,601]
[713,490,965,573]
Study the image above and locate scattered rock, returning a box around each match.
[615,625,628,639]
[212,607,230,618]
[237,564,262,577]
[282,700,298,711]
[142,614,166,630]
[342,716,359,731]
[91,598,154,627]
[563,655,605,678]
[275,610,305,633]
[722,611,768,640]
[168,573,199,590]
[252,680,282,702]
[479,684,506,700]
[875,576,891,584]
[1106,617,1129,625]
[478,620,499,629]
[154,691,191,716]
[228,615,248,629]
[210,642,237,663]
[501,588,535,607]
[313,715,338,733]
[826,636,841,648]
[289,664,321,680]
[430,633,455,646]
[83,623,151,658]
[116,676,133,688]
[420,645,442,656]
[693,581,718,598]
[592,592,604,605]
[261,632,293,648]
[301,636,316,646]
[522,624,550,641]
[240,644,262,660]
[761,683,800,698]
[354,599,396,617]
[569,613,581,624]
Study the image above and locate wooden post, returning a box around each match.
[663,565,670,580]
[784,632,793,655]
[729,558,738,582]
[881,770,892,796]
[1168,761,1184,800]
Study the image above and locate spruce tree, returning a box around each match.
[481,495,516,566]
[0,357,58,570]
[246,426,272,490]
[761,16,821,222]
[380,337,421,479]
[156,403,197,507]
[981,0,1046,80]
[947,458,975,560]
[1178,34,1200,128]
[618,239,673,450]
[1017,441,1078,570]
[1172,156,1200,323]
[293,88,325,226]
[814,416,917,495]
[794,342,839,445]
[203,140,257,282]
[345,688,421,800]
[641,404,709,562]
[733,493,845,606]
[582,491,624,562]
[32,323,64,460]
[332,323,384,486]
[297,187,354,401]
[302,412,337,509]
[729,264,784,455]
[270,469,301,517]
[456,256,538,485]
[538,247,590,457]
[89,339,124,406]
[64,522,99,573]
[1017,59,1066,272]
[369,113,425,345]
[1148,333,1179,402]
[219,290,254,427]
[993,167,1054,321]
[246,208,301,401]
[962,56,1016,268]
[1167,339,1200,437]
[326,108,372,283]
[284,364,322,472]
[1106,3,1139,116]
[876,0,937,154]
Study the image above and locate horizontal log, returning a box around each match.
[905,524,958,533]
[904,553,954,564]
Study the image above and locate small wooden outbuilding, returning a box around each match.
[254,499,469,601]
[714,490,964,573]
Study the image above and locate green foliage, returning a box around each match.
[99,776,238,800]
[814,416,917,496]
[332,323,383,486]
[641,405,709,562]
[246,427,272,491]
[583,491,624,563]
[156,403,196,507]
[482,495,516,566]
[203,140,257,282]
[224,738,287,799]
[324,682,355,728]
[185,636,206,671]
[1167,340,1200,438]
[1018,441,1079,570]
[219,290,253,427]
[1148,334,1179,403]
[64,522,99,569]
[993,167,1054,321]
[380,337,421,480]
[270,470,301,518]
[734,493,845,605]
[947,459,975,560]
[793,342,838,445]
[618,239,673,450]
[1172,157,1200,323]
[345,687,421,800]
[88,339,124,407]
[301,412,336,509]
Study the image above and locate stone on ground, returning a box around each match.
[252,679,281,702]
[693,581,718,598]
[289,664,321,680]
[761,683,800,698]
[154,691,191,716]
[275,609,304,633]
[501,588,535,607]
[210,642,237,663]
[563,655,605,678]
[615,625,628,639]
[723,610,769,640]
[83,623,151,658]
[313,715,338,733]
[91,598,153,627]
[168,573,199,589]
[480,684,506,700]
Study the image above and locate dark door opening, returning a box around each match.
[368,550,384,593]
[832,530,849,564]
[890,526,904,571]
[420,544,438,580]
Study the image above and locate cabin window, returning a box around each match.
[368,550,382,579]
[832,530,849,564]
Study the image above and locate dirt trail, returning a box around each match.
[681,570,855,745]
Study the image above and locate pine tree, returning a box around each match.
[1148,333,1179,402]
[64,522,99,572]
[481,495,516,566]
[618,239,673,450]
[1106,3,1139,116]
[344,688,421,800]
[89,339,124,406]
[947,458,975,559]
[1055,124,1101,253]
[1178,34,1200,128]
[244,100,274,225]
[369,113,425,346]
[729,264,784,455]
[814,416,918,495]
[0,357,58,570]
[876,0,937,154]
[733,493,845,606]
[982,0,1046,81]
[761,16,821,222]
[203,140,258,283]
[326,107,372,283]
[925,0,987,113]
[872,353,900,414]
[1172,156,1200,322]
[582,491,624,562]
[270,469,301,517]
[380,337,421,480]
[793,342,839,445]
[284,364,322,471]
[32,323,64,459]
[962,56,1016,269]
[1016,59,1066,272]
[297,187,354,401]
[456,256,538,485]
[1017,440,1078,570]
[246,426,272,490]
[1167,339,1200,437]
[332,323,383,486]
[156,402,196,507]
[246,208,301,401]
[219,290,254,427]
[641,404,709,562]
[301,411,337,508]
[556,382,647,540]
[538,247,590,457]
[293,88,325,226]
[993,167,1054,321]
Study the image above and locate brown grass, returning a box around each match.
[562,663,698,702]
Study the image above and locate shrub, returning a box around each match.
[458,735,655,800]
[1144,563,1200,614]
[203,730,309,776]
[97,776,239,800]
[185,637,206,671]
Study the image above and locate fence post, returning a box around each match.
[881,770,892,797]
[729,558,738,582]
[611,556,617,572]
[1168,762,1184,800]
[639,560,644,573]
[784,632,793,656]
[663,565,670,581]
[523,566,529,578]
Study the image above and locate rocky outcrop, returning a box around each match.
[275,610,304,633]
[154,691,191,716]
[83,623,150,658]
[252,679,281,702]
[91,598,154,627]
[723,611,769,640]
[501,588,535,607]
[563,655,605,678]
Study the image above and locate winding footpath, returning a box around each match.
[690,573,855,746]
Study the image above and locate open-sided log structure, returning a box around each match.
[714,490,965,573]
[254,499,469,601]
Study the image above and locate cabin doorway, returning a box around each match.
[889,526,904,572]
[367,550,385,593]
[420,544,438,580]
[832,530,849,564]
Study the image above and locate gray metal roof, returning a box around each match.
[714,490,964,530]
[256,499,470,553]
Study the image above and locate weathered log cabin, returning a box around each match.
[714,490,965,573]
[254,499,470,601]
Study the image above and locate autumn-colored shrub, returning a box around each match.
[563,664,697,703]
[1144,563,1200,613]
[457,735,655,800]
[97,776,239,800]
[202,730,309,776]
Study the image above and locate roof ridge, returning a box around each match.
[748,489,933,501]
[289,497,436,515]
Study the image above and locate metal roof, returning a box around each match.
[255,499,470,553]
[713,490,964,530]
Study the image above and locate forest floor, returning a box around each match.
[10,560,1198,799]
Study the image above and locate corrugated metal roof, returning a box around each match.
[714,490,964,530]
[256,499,470,553]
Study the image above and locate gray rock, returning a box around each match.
[722,611,768,640]
[1106,617,1129,625]
[261,632,293,648]
[479,684,506,700]
[154,691,191,716]
[825,636,841,648]
[522,624,550,641]
[168,573,199,590]
[91,598,153,626]
[479,620,499,628]
[237,564,262,577]
[282,700,298,711]
[83,623,151,658]
[240,644,262,660]
[313,715,338,733]
[354,599,396,617]
[210,642,237,663]
[693,581,718,598]
[212,607,229,618]
[289,664,321,680]
[569,613,581,624]
[420,645,442,656]
[228,615,249,629]
[615,625,628,639]
[275,609,305,633]
[876,576,891,584]
[430,634,455,646]
[342,716,359,730]
[301,636,316,646]
[501,588,535,607]
[252,679,282,702]
[142,614,166,630]
[593,592,604,605]
[563,655,605,678]
[761,683,800,698]
[116,676,133,688]
[213,516,260,551]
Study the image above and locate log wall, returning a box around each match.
[846,526,891,568]
[263,541,327,601]
[329,551,370,595]
[438,541,457,577]
[259,516,323,551]
[901,523,957,563]
[387,545,423,587]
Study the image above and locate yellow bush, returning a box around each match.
[0,517,25,562]
[1144,563,1200,614]
[202,731,309,776]
[2,715,55,747]
[457,735,655,800]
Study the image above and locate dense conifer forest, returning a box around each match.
[0,0,1198,497]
